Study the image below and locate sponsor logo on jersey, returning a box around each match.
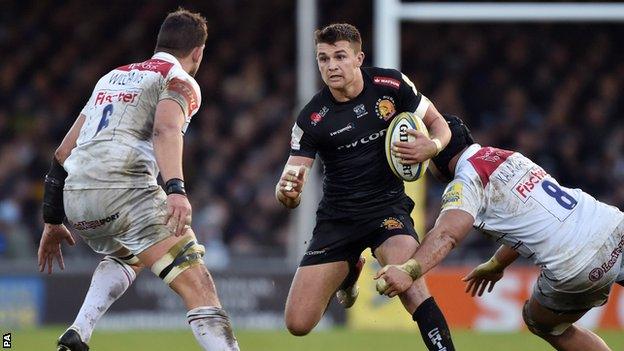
[72,212,120,231]
[304,249,326,256]
[95,90,139,106]
[375,96,396,120]
[353,103,368,118]
[467,147,514,187]
[589,234,624,282]
[165,77,199,116]
[337,129,386,150]
[381,217,404,230]
[373,76,401,89]
[330,123,355,137]
[311,106,329,126]
[513,168,548,199]
[441,182,463,209]
[117,58,174,77]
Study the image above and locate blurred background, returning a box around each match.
[1,0,624,349]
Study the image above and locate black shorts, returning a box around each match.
[300,200,418,267]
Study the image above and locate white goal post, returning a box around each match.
[375,1,624,69]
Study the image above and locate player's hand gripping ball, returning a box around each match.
[385,112,429,182]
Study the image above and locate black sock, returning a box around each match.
[412,297,455,351]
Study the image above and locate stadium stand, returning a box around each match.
[1,1,623,265]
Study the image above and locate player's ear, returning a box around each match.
[356,51,364,67]
[191,45,204,63]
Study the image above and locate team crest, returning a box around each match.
[311,106,329,126]
[375,97,396,120]
[381,217,404,230]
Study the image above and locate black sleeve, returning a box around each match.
[289,112,318,159]
[397,71,424,114]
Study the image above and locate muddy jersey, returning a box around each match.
[64,52,201,190]
[290,67,431,219]
[441,144,624,281]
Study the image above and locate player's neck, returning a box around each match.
[328,69,364,102]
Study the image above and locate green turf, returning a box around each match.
[8,327,624,350]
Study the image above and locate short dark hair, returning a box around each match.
[155,8,208,58]
[314,23,362,52]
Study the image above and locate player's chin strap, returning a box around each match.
[376,259,423,294]
[151,234,205,285]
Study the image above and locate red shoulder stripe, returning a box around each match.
[467,147,514,187]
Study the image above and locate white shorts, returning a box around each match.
[64,186,171,255]
[533,220,624,312]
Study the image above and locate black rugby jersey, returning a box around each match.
[290,67,429,219]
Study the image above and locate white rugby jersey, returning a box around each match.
[441,144,624,281]
[64,52,201,189]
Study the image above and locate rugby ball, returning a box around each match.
[385,112,430,182]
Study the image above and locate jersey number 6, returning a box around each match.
[95,104,113,136]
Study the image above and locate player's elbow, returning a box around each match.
[286,322,312,337]
[153,122,182,138]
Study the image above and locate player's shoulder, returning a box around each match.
[363,67,407,91]
[295,88,329,125]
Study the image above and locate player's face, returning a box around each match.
[316,41,364,90]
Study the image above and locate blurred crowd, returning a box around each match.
[1,1,623,264]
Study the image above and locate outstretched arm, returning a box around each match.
[375,209,474,297]
[39,115,85,274]
[462,244,520,297]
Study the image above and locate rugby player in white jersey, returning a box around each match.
[38,9,240,351]
[375,115,624,351]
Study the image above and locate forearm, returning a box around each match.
[154,127,184,181]
[492,245,520,269]
[427,118,450,152]
[411,229,457,276]
[387,210,473,280]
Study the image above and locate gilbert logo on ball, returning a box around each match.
[385,112,429,182]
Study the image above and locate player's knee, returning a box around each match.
[150,235,206,285]
[522,300,571,337]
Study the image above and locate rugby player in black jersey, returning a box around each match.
[275,23,455,351]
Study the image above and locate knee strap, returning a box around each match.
[151,235,206,284]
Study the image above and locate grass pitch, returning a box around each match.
[9,327,624,350]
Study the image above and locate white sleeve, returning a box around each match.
[440,179,483,219]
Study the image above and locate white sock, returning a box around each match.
[70,256,136,342]
[187,306,240,351]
